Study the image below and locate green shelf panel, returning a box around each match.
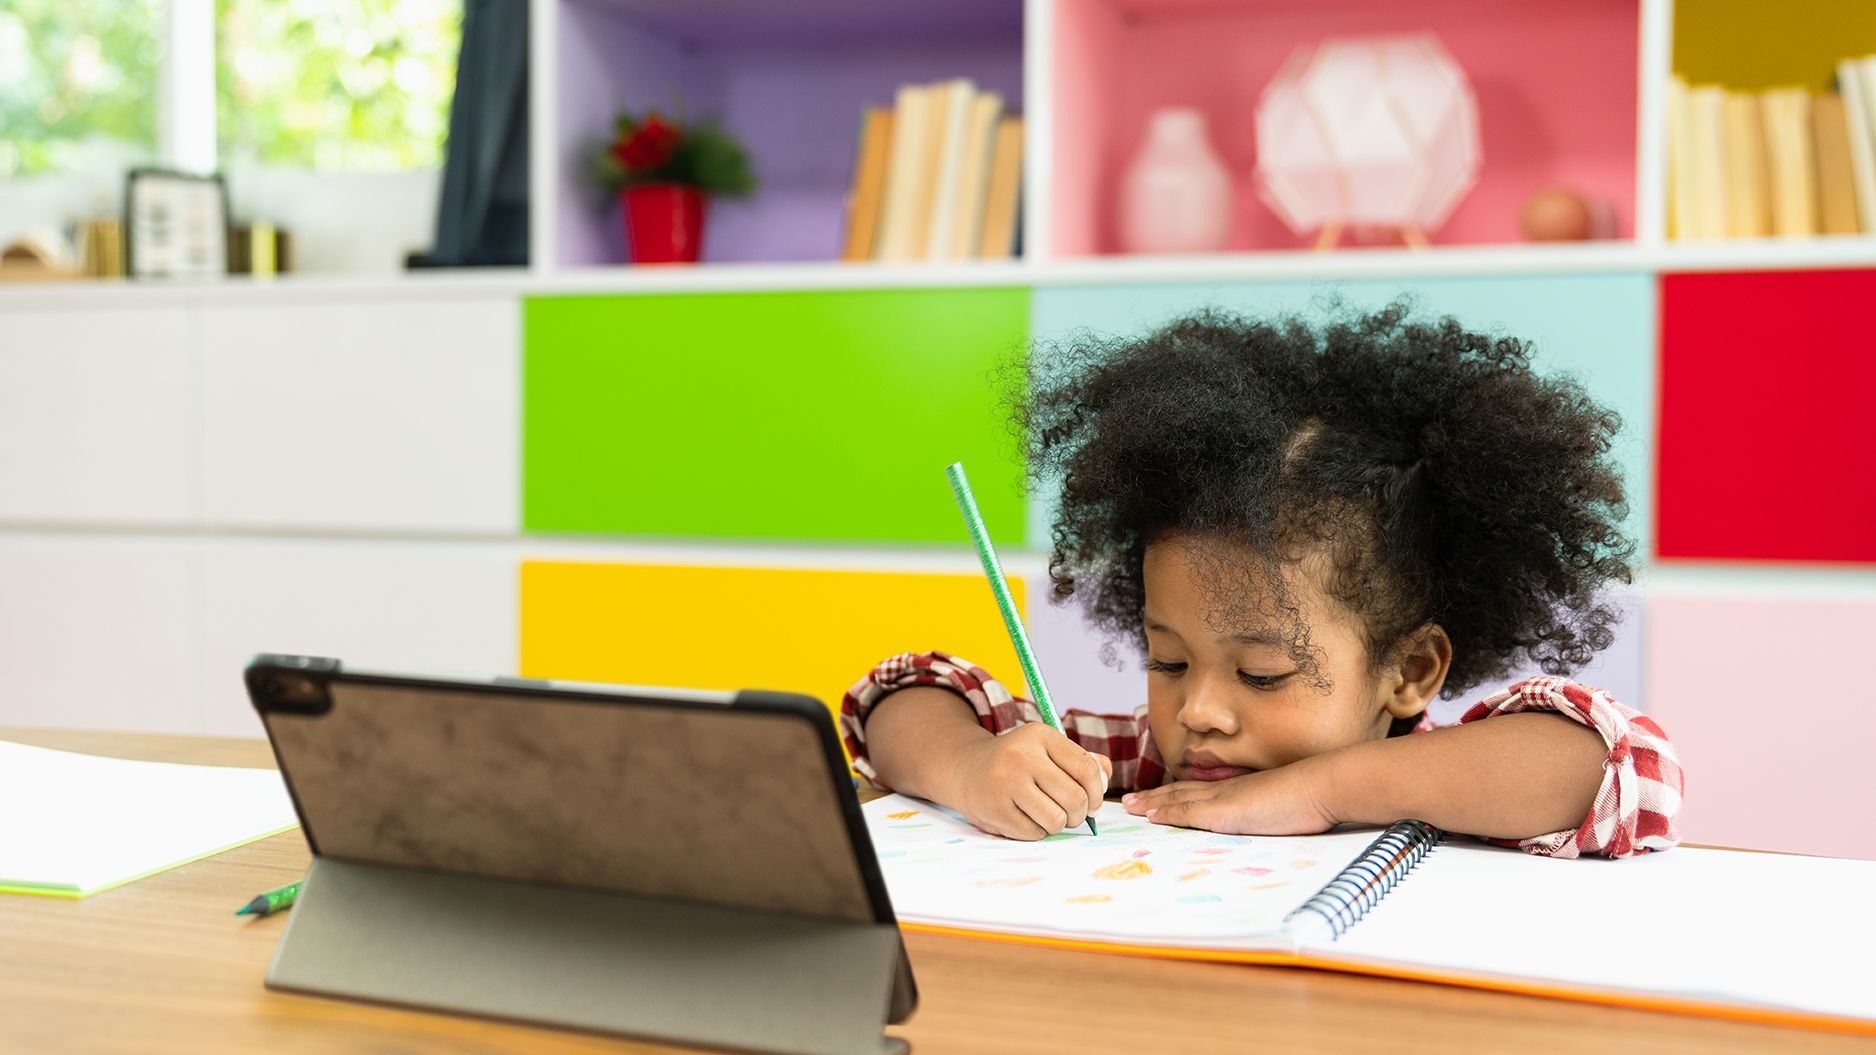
[524,288,1029,545]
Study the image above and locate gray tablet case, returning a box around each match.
[249,656,914,1055]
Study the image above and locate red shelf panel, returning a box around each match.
[1658,269,1876,563]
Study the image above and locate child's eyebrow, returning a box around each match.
[1145,618,1284,648]
[1228,631,1286,646]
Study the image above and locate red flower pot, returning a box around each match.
[621,184,707,264]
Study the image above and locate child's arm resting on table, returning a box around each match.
[1126,677,1683,859]
[841,652,1121,840]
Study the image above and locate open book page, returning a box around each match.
[864,793,1384,946]
[0,740,300,896]
[1324,841,1876,1022]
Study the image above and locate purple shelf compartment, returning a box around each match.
[554,0,1024,267]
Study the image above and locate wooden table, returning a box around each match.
[2,728,1868,1055]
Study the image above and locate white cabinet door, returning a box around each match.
[0,308,193,526]
[196,540,518,736]
[0,537,200,733]
[198,298,519,534]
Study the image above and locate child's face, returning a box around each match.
[1142,535,1430,781]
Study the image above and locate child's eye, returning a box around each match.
[1238,671,1291,690]
[1145,658,1187,675]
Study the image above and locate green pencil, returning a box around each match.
[235,879,302,917]
[945,461,1098,837]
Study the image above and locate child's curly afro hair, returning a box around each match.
[1016,301,1635,697]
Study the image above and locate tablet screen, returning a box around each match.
[262,676,884,926]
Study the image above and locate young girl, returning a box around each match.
[841,304,1682,859]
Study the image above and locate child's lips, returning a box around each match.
[1184,763,1253,781]
[1181,751,1254,781]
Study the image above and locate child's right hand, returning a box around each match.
[951,723,1112,840]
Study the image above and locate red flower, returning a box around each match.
[612,115,682,171]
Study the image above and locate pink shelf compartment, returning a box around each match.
[1048,0,1641,257]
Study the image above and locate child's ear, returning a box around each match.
[1382,624,1452,720]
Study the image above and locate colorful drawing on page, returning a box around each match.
[1066,894,1113,904]
[1200,834,1252,848]
[1178,894,1222,904]
[1248,881,1289,891]
[1176,869,1211,882]
[1234,866,1274,878]
[945,838,965,844]
[1290,859,1317,869]
[1131,849,1152,858]
[886,811,920,820]
[975,876,1041,888]
[1192,848,1233,855]
[1091,860,1153,880]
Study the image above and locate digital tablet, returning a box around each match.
[247,653,916,1040]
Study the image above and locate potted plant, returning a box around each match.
[596,109,757,264]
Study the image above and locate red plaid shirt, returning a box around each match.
[841,651,1683,860]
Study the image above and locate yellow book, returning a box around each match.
[1813,92,1860,235]
[1720,92,1769,239]
[942,92,1004,261]
[874,84,934,262]
[923,80,978,262]
[1667,76,1692,241]
[911,79,972,261]
[1761,87,1818,237]
[1838,58,1876,232]
[841,107,895,262]
[976,116,1025,259]
[1685,85,1730,240]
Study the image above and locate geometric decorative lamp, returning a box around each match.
[1254,34,1481,250]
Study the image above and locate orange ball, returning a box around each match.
[1522,187,1595,241]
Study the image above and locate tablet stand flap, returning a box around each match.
[266,858,910,1055]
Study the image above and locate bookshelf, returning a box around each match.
[4,0,1875,860]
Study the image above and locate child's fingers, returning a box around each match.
[1122,781,1207,816]
[1041,734,1108,818]
[1012,780,1070,836]
[1140,795,1220,830]
[1033,765,1091,829]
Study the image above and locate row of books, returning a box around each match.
[1668,58,1876,241]
[840,78,1024,263]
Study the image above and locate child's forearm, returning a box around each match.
[863,687,992,804]
[1325,713,1607,840]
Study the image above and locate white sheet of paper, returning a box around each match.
[864,793,1384,946]
[1332,841,1876,1022]
[0,740,300,896]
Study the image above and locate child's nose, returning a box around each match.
[1178,672,1241,736]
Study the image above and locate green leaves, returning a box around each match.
[595,112,758,199]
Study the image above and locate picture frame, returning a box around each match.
[124,168,229,280]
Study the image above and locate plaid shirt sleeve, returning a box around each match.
[840,651,1168,794]
[1446,676,1684,859]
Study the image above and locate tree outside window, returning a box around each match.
[216,0,461,171]
[0,0,160,178]
[0,0,460,179]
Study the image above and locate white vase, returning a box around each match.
[1118,108,1232,254]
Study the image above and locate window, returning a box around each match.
[0,0,160,177]
[216,0,461,171]
[0,0,458,178]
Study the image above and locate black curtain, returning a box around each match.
[419,0,529,267]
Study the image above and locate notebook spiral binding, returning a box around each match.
[1284,820,1443,941]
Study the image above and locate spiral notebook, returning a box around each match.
[864,794,1876,1036]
